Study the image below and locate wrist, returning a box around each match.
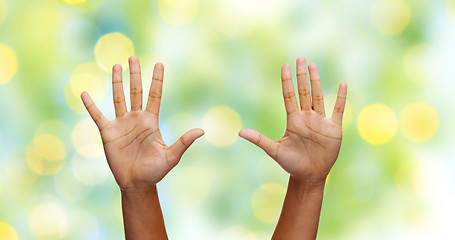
[289,175,326,195]
[121,185,158,198]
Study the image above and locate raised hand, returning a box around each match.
[239,57,347,183]
[81,56,204,191]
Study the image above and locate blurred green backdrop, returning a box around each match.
[0,0,454,239]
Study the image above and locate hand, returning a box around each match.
[81,56,204,191]
[239,57,347,182]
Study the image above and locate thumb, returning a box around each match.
[168,128,205,166]
[239,129,277,158]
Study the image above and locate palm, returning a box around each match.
[240,57,347,181]
[82,57,204,190]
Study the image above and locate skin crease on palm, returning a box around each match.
[239,57,347,183]
[81,56,205,191]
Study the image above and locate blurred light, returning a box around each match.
[218,226,264,240]
[324,93,353,128]
[54,168,88,202]
[94,32,135,72]
[357,104,397,145]
[251,183,286,224]
[202,106,242,147]
[0,43,18,85]
[170,166,211,205]
[72,118,104,158]
[158,0,198,26]
[33,134,66,161]
[395,160,420,197]
[28,203,68,239]
[62,0,87,4]
[446,0,455,20]
[0,0,6,25]
[256,156,287,186]
[4,146,40,187]
[165,112,200,141]
[0,222,18,240]
[65,62,108,114]
[71,154,110,185]
[67,210,101,239]
[371,0,410,35]
[403,44,442,84]
[26,144,65,175]
[62,0,104,12]
[400,102,439,142]
[61,19,100,60]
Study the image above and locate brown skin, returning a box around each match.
[81,56,204,240]
[239,57,347,240]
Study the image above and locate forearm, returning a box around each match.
[121,185,168,240]
[272,176,326,240]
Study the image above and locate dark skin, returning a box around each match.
[239,57,347,240]
[81,56,204,239]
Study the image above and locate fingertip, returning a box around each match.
[113,64,122,71]
[129,56,138,62]
[195,128,205,137]
[296,57,306,64]
[81,91,88,99]
[308,63,317,69]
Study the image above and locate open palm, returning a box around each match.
[81,57,204,190]
[239,57,347,182]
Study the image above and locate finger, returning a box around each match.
[239,129,278,159]
[145,62,164,117]
[168,128,205,167]
[81,92,109,130]
[308,63,325,115]
[112,64,127,117]
[281,63,299,115]
[296,57,311,111]
[129,56,143,111]
[331,82,348,125]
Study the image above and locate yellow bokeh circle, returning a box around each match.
[27,134,66,175]
[251,183,285,224]
[72,118,104,158]
[371,0,410,35]
[446,0,455,20]
[403,44,441,84]
[0,43,18,84]
[0,222,19,240]
[158,0,198,26]
[62,0,86,4]
[357,104,397,145]
[33,134,66,161]
[65,62,108,114]
[28,203,68,239]
[202,106,242,147]
[400,102,439,142]
[94,32,135,72]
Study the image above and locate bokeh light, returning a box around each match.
[400,102,439,142]
[251,183,286,224]
[403,44,442,84]
[63,0,87,4]
[446,0,455,20]
[71,154,110,186]
[170,166,211,205]
[371,0,411,35]
[0,43,18,85]
[357,104,397,145]
[28,203,68,239]
[0,222,18,240]
[94,32,135,72]
[33,134,66,162]
[158,0,198,26]
[202,106,242,147]
[72,118,104,158]
[65,62,109,114]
